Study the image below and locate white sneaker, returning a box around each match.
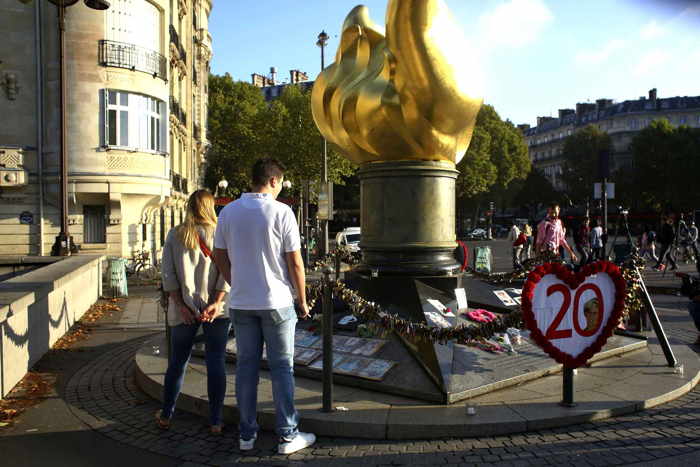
[278,432,316,455]
[239,433,257,451]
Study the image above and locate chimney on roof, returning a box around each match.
[270,67,277,85]
[558,109,575,120]
[596,99,613,112]
[649,88,657,102]
[289,69,309,84]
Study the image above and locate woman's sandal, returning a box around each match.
[155,410,170,430]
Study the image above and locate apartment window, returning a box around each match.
[84,205,106,244]
[679,115,687,125]
[106,0,161,53]
[103,90,166,152]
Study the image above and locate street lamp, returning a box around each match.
[215,178,228,198]
[49,0,111,256]
[316,30,330,255]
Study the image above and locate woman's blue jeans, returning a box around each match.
[161,317,231,426]
[231,306,299,441]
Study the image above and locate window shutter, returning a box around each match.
[101,89,108,146]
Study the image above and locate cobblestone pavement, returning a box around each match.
[63,330,700,467]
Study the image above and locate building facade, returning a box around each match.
[522,89,700,190]
[0,0,212,260]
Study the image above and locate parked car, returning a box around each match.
[467,228,488,240]
[335,227,361,252]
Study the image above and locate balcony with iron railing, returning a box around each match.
[169,24,187,64]
[98,40,167,81]
[169,96,187,126]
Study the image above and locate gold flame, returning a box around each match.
[311,0,483,166]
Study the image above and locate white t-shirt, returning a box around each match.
[214,192,301,310]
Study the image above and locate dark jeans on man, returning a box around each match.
[655,242,678,269]
[162,317,231,426]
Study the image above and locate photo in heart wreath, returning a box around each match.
[521,261,627,368]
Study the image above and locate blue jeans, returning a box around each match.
[689,301,700,332]
[231,306,298,441]
[161,317,231,426]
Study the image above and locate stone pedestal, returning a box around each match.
[357,160,459,276]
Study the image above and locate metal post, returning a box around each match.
[52,5,71,256]
[304,181,311,266]
[636,266,678,367]
[321,267,334,412]
[318,31,330,257]
[335,248,341,282]
[603,178,608,257]
[561,366,575,407]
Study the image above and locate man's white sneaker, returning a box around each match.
[239,433,257,451]
[278,432,316,455]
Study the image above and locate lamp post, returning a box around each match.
[49,0,110,256]
[316,30,329,255]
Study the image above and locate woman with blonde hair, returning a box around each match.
[156,189,230,434]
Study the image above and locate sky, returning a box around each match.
[209,0,700,126]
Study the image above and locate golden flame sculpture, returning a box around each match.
[311,0,483,166]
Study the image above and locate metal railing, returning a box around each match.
[98,40,167,81]
[169,96,187,125]
[169,24,187,64]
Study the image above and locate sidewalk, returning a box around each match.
[0,285,698,466]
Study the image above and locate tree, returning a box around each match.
[204,76,355,198]
[204,74,267,196]
[561,124,612,204]
[631,119,700,212]
[514,168,562,218]
[456,105,530,199]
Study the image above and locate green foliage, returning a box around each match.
[561,124,612,203]
[456,105,530,199]
[630,119,700,211]
[515,168,561,206]
[205,74,355,198]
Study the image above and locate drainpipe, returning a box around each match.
[35,0,45,255]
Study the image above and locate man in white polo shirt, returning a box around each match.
[213,158,315,455]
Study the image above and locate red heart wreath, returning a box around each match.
[521,261,626,368]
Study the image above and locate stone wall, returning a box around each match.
[0,255,103,398]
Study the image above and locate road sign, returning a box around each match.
[593,182,615,200]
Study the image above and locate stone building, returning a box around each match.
[251,67,313,101]
[522,89,700,190]
[0,0,212,260]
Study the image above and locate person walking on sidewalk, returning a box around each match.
[157,189,231,434]
[213,158,316,455]
[535,203,577,263]
[522,222,533,260]
[574,218,591,266]
[590,219,604,261]
[507,223,521,269]
[654,216,678,271]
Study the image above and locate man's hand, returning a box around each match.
[200,303,219,322]
[571,253,578,263]
[179,304,197,324]
[297,302,310,319]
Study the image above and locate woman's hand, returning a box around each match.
[200,303,220,322]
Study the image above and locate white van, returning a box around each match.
[335,227,361,252]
